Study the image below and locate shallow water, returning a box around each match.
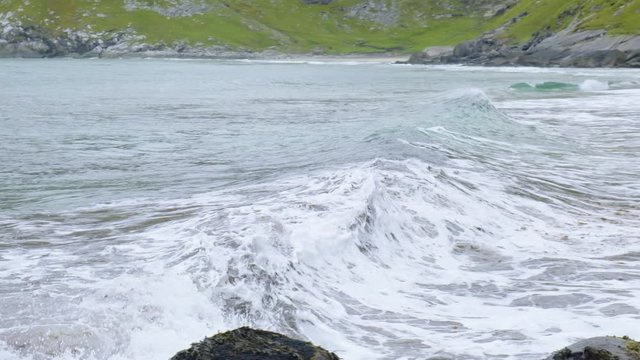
[0,59,639,360]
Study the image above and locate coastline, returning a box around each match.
[1,18,638,68]
[405,30,640,68]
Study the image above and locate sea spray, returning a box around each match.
[1,60,639,360]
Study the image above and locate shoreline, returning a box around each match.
[1,20,637,68]
[4,49,640,69]
[0,49,410,64]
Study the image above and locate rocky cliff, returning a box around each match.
[406,0,640,68]
[407,30,640,67]
[0,0,638,65]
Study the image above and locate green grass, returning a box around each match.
[489,0,640,43]
[0,0,638,54]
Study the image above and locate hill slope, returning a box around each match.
[0,0,638,57]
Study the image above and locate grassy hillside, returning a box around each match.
[0,0,638,54]
[491,0,640,42]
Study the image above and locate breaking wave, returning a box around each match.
[2,151,638,359]
[510,80,609,92]
[2,61,639,360]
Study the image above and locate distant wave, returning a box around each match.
[510,80,609,92]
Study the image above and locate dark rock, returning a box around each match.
[626,50,640,67]
[406,46,454,64]
[544,336,640,360]
[0,20,128,58]
[171,330,640,360]
[563,50,628,68]
[170,327,340,360]
[453,36,508,59]
[406,28,640,68]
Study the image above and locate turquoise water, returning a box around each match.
[0,59,639,359]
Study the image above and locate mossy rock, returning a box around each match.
[546,336,640,360]
[622,336,640,360]
[171,327,340,360]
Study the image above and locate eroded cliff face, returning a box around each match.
[0,0,638,63]
[406,8,640,67]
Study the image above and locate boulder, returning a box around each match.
[170,327,340,360]
[406,46,454,64]
[545,336,640,360]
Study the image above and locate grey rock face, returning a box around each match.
[346,0,400,27]
[406,27,640,68]
[0,19,128,58]
[0,14,260,59]
[170,327,340,360]
[544,336,640,360]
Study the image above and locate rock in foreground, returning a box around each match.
[171,327,339,360]
[545,336,640,360]
[171,329,640,360]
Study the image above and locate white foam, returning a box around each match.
[579,79,610,91]
[2,62,640,360]
[2,154,640,359]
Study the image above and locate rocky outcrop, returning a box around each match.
[170,327,340,360]
[0,16,265,59]
[345,0,400,27]
[406,28,640,68]
[545,336,640,360]
[0,27,125,58]
[171,330,640,360]
[0,13,133,58]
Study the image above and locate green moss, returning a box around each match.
[491,0,640,43]
[623,336,640,360]
[583,346,619,360]
[552,347,572,360]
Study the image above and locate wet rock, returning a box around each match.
[170,327,340,360]
[544,336,640,360]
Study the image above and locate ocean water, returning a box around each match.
[0,59,639,360]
